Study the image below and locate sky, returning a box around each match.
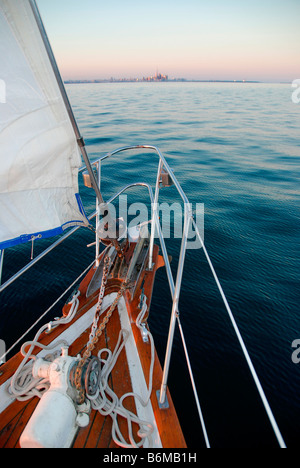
[37,0,300,82]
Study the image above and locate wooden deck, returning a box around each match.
[0,245,186,448]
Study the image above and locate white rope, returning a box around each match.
[87,294,155,449]
[9,292,80,401]
[88,329,155,448]
[191,217,286,449]
[136,294,155,399]
[9,283,156,448]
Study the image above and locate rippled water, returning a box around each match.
[1,82,300,448]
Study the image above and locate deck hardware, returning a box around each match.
[30,234,42,260]
[160,167,174,187]
[82,168,98,189]
[140,323,149,343]
[156,390,169,410]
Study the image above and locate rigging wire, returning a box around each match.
[177,316,211,448]
[0,260,95,363]
[191,217,287,449]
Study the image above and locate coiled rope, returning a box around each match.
[7,266,155,448]
[85,288,156,448]
[9,291,80,401]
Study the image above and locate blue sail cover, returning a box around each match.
[0,0,88,250]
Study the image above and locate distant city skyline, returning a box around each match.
[37,0,300,83]
[66,71,170,83]
[64,73,262,85]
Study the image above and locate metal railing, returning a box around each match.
[85,146,196,404]
[86,145,210,445]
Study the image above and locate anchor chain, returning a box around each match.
[88,255,111,343]
[74,254,128,404]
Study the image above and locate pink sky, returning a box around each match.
[37,0,300,82]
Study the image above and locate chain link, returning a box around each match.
[88,256,111,343]
[74,255,127,404]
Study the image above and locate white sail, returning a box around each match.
[0,0,88,250]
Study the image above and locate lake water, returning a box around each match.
[1,82,300,448]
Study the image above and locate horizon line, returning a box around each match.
[64,78,291,84]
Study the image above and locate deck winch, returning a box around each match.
[20,347,101,449]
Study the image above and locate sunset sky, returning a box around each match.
[37,0,300,82]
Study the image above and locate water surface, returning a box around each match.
[1,82,299,448]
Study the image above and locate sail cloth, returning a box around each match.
[0,0,88,250]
